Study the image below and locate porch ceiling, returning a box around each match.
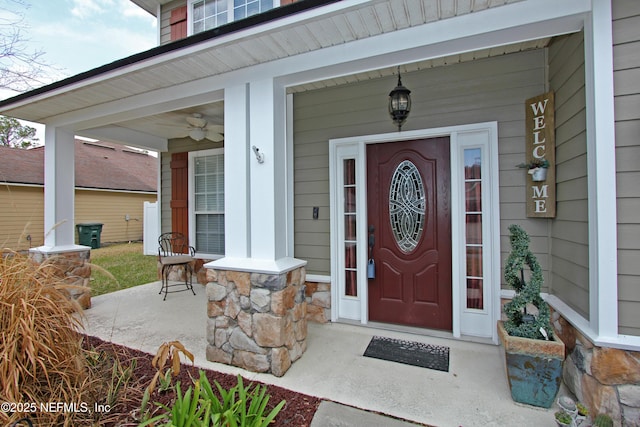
[0,0,552,149]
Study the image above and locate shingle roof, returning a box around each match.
[0,140,157,192]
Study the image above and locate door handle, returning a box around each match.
[368,225,375,279]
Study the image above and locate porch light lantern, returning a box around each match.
[388,67,411,131]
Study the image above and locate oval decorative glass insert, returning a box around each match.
[389,160,426,253]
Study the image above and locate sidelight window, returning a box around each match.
[343,158,357,297]
[464,148,483,310]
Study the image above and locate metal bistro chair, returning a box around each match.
[157,232,196,300]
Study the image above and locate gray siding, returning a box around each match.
[613,0,640,336]
[159,0,186,46]
[293,49,550,279]
[160,138,222,234]
[548,31,589,319]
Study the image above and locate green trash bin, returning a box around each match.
[76,223,103,249]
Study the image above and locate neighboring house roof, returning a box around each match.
[0,141,157,192]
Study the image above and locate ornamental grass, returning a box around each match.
[0,251,90,426]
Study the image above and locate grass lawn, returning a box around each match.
[89,242,158,296]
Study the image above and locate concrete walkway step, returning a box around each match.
[311,401,426,427]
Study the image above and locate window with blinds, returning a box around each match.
[193,151,225,255]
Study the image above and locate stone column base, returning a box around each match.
[205,266,307,377]
[553,312,640,426]
[29,247,92,309]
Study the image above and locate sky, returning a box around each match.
[14,0,157,83]
[2,0,157,139]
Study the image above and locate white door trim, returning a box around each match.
[329,122,500,343]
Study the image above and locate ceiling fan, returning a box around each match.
[184,113,224,142]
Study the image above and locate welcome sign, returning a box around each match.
[525,92,556,218]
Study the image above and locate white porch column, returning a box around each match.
[209,79,304,274]
[585,2,618,339]
[223,84,251,258]
[248,78,288,261]
[41,126,79,249]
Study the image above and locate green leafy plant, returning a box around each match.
[593,414,613,427]
[140,341,194,422]
[157,368,174,393]
[555,411,573,425]
[502,224,553,340]
[576,402,589,417]
[141,371,285,427]
[107,357,137,407]
[142,380,210,427]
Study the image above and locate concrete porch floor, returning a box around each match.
[83,281,557,427]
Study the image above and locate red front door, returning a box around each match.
[366,138,452,330]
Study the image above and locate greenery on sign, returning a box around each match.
[502,224,553,340]
[516,158,550,169]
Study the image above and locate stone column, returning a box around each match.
[30,247,92,309]
[205,265,307,377]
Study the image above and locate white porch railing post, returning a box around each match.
[43,126,77,248]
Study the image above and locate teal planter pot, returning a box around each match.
[498,321,565,408]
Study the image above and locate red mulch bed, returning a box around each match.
[82,335,321,426]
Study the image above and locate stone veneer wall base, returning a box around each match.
[29,248,92,309]
[552,311,640,427]
[205,266,307,377]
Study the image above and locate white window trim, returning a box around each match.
[329,122,500,343]
[187,0,281,36]
[188,148,225,260]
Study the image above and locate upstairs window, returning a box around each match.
[190,0,274,34]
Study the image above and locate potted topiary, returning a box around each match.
[497,224,565,408]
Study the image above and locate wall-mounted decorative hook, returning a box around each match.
[252,145,265,164]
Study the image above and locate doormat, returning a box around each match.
[363,336,450,372]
